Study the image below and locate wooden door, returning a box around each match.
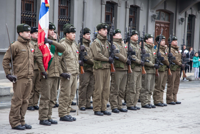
[155,21,170,45]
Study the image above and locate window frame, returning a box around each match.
[58,0,71,39]
[156,10,170,22]
[21,0,36,27]
[129,6,138,30]
[105,2,115,26]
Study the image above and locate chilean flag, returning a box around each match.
[38,0,51,71]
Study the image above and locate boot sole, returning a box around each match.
[103,114,111,115]
[49,122,58,124]
[60,119,73,122]
[112,111,119,113]
[94,114,104,116]
[13,128,25,130]
[127,109,137,110]
[12,127,26,130]
[39,123,51,126]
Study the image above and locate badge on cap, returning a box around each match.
[28,27,31,30]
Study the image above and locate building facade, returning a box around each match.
[0,0,200,78]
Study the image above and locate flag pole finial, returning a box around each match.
[45,0,50,7]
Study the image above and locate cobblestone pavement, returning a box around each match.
[0,80,200,134]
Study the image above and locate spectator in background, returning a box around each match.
[192,52,200,80]
[180,45,189,81]
[189,47,195,72]
[184,46,190,73]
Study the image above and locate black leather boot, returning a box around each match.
[39,120,51,126]
[119,108,128,112]
[48,119,58,124]
[94,111,104,116]
[12,125,25,130]
[101,111,111,115]
[112,108,119,113]
[127,106,137,110]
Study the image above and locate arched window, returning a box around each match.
[156,11,170,22]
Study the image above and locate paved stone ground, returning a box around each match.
[0,78,200,134]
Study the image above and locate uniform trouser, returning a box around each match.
[56,78,60,104]
[93,69,110,112]
[153,71,168,104]
[9,78,32,128]
[58,74,77,117]
[79,71,94,108]
[140,73,155,106]
[167,70,180,103]
[110,70,127,110]
[28,70,41,107]
[39,77,58,120]
[125,71,142,107]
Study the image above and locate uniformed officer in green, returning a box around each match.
[167,36,184,105]
[140,34,159,109]
[78,28,94,111]
[3,24,46,130]
[58,24,79,122]
[39,22,65,126]
[90,23,113,116]
[126,30,143,110]
[59,23,70,44]
[27,27,45,111]
[59,23,77,107]
[110,29,129,113]
[153,35,169,107]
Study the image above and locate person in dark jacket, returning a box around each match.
[189,47,195,72]
[180,45,189,80]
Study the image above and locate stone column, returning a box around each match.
[53,0,59,28]
[15,0,21,40]
[116,2,121,28]
[125,1,130,29]
[101,0,106,23]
